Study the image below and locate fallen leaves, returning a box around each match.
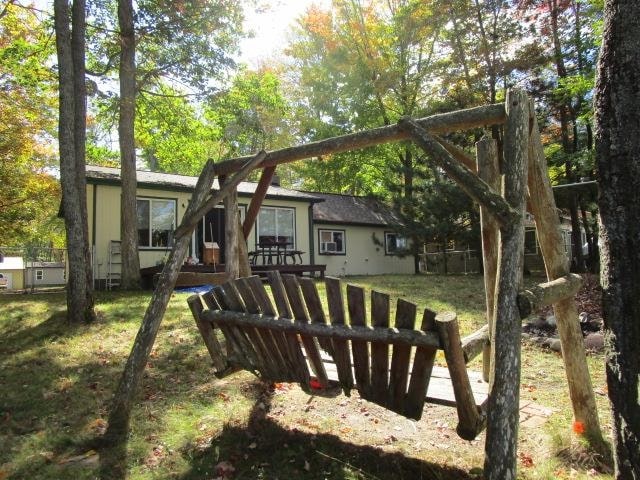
[518,451,534,467]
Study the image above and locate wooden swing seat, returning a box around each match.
[188,271,489,440]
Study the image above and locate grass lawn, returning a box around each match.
[0,274,613,479]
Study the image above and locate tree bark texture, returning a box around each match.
[118,0,141,289]
[223,181,239,279]
[212,104,506,177]
[595,1,640,476]
[476,137,500,383]
[483,89,528,480]
[54,0,96,323]
[528,108,603,445]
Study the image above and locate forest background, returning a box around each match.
[1,0,601,273]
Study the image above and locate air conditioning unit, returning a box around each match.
[322,241,337,252]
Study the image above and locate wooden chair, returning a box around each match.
[188,272,489,440]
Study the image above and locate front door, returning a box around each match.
[197,207,225,263]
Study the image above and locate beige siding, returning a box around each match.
[314,224,414,276]
[90,184,314,278]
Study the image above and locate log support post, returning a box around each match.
[223,177,240,279]
[476,137,500,382]
[484,89,529,480]
[436,311,485,440]
[105,152,265,444]
[243,166,276,239]
[527,106,603,445]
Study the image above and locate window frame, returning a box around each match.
[318,229,346,255]
[35,269,44,280]
[384,231,408,256]
[137,196,178,250]
[255,206,296,249]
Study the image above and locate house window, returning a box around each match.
[385,232,407,255]
[257,207,295,247]
[524,228,538,255]
[137,198,177,248]
[35,269,44,280]
[319,229,345,254]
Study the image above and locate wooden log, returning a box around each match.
[405,308,438,419]
[236,217,252,278]
[370,290,390,405]
[527,105,602,442]
[246,275,276,316]
[217,282,260,372]
[282,274,329,387]
[436,312,484,441]
[243,166,276,239]
[299,277,333,353]
[461,325,490,364]
[234,277,281,379]
[202,310,442,348]
[266,271,310,386]
[266,270,292,318]
[187,294,227,373]
[388,299,417,413]
[484,89,529,480]
[205,289,243,367]
[347,284,371,395]
[212,104,506,177]
[476,137,500,382]
[234,277,260,314]
[223,180,240,279]
[241,276,291,380]
[436,135,477,173]
[399,117,520,228]
[325,277,354,394]
[516,273,583,319]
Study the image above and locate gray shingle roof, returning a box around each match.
[311,192,401,227]
[86,166,400,227]
[85,165,323,202]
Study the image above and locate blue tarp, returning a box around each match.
[175,284,218,295]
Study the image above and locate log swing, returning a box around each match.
[184,89,603,479]
[111,89,603,480]
[188,271,489,440]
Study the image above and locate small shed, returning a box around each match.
[25,261,66,288]
[0,256,25,291]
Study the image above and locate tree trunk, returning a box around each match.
[54,0,96,323]
[118,0,141,289]
[483,89,528,480]
[594,1,640,476]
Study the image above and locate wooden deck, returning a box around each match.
[141,263,326,288]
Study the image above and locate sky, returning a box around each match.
[240,0,331,67]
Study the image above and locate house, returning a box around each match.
[85,165,410,286]
[0,256,25,291]
[311,192,413,276]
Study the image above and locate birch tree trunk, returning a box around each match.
[594,1,640,476]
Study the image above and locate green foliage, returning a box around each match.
[207,68,294,158]
[0,3,63,246]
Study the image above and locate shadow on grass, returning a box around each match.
[179,383,477,480]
